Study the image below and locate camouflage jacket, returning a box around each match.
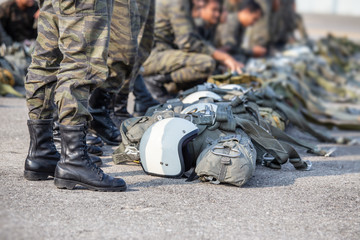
[217,13,252,56]
[194,18,217,47]
[153,0,215,55]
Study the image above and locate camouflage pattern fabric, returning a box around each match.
[194,18,217,46]
[100,0,155,95]
[25,0,113,125]
[269,0,296,47]
[244,0,271,48]
[216,12,252,58]
[144,49,215,85]
[143,0,216,84]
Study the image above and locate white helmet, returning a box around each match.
[182,91,222,104]
[139,118,199,178]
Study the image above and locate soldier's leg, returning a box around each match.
[143,50,215,102]
[52,0,126,191]
[54,0,114,125]
[24,0,61,181]
[132,74,159,117]
[128,0,157,117]
[87,0,140,144]
[26,0,61,120]
[168,52,216,90]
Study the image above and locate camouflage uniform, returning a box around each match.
[143,0,216,86]
[216,13,252,58]
[194,18,217,46]
[244,0,271,49]
[25,0,113,125]
[269,0,296,47]
[100,0,155,95]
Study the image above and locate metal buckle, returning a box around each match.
[211,145,241,158]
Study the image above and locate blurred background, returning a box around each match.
[297,0,360,40]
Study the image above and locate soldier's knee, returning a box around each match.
[199,56,216,74]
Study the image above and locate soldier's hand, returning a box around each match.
[223,57,244,74]
[212,50,243,74]
[252,46,267,57]
[34,10,40,19]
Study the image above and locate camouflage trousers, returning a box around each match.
[143,49,216,85]
[25,0,113,125]
[99,0,155,95]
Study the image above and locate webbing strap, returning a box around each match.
[235,118,310,170]
[268,124,328,156]
[218,147,231,182]
[275,102,337,143]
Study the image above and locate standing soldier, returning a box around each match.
[24,0,127,191]
[87,0,157,140]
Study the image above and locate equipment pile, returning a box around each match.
[109,35,360,188]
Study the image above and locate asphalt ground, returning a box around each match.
[1,14,360,240]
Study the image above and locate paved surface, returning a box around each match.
[1,14,360,240]
[1,98,360,240]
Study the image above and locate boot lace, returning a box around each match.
[85,156,105,181]
[82,130,104,181]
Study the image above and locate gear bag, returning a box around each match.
[195,133,256,187]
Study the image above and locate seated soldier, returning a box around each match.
[244,0,280,53]
[143,0,244,103]
[269,0,296,49]
[217,0,266,61]
[195,0,222,44]
[0,0,39,45]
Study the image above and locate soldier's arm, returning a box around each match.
[168,0,215,55]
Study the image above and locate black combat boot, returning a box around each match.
[54,124,127,191]
[143,74,174,104]
[87,145,103,156]
[133,75,159,116]
[54,121,103,166]
[24,119,61,181]
[86,134,104,147]
[88,88,121,145]
[110,92,133,128]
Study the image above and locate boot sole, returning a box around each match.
[88,129,120,146]
[54,178,127,192]
[24,170,54,181]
